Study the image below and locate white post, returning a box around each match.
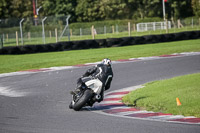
[28,32,31,40]
[153,22,156,31]
[42,17,47,44]
[128,22,131,36]
[16,31,19,46]
[192,18,194,28]
[162,0,166,20]
[136,24,139,32]
[49,31,52,39]
[20,18,24,45]
[116,24,118,33]
[59,15,71,41]
[36,6,42,15]
[70,29,73,37]
[55,28,58,43]
[112,26,115,34]
[6,34,8,42]
[91,25,95,39]
[145,23,148,31]
[166,19,169,33]
[80,28,82,36]
[104,26,106,35]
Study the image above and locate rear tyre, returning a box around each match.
[73,89,93,111]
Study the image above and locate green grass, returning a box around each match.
[0,39,200,74]
[122,73,200,117]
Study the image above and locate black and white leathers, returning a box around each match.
[82,64,113,91]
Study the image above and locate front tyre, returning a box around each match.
[73,89,93,111]
[69,102,73,109]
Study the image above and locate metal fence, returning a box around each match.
[136,21,172,32]
[0,16,200,47]
[0,15,70,46]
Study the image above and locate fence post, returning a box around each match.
[145,23,148,31]
[55,28,58,43]
[28,32,31,40]
[16,31,19,46]
[104,26,106,35]
[116,24,118,33]
[49,31,52,39]
[70,29,73,37]
[192,18,194,28]
[133,24,136,32]
[59,15,71,41]
[80,28,82,36]
[128,22,131,36]
[42,17,47,44]
[6,34,8,42]
[153,22,156,31]
[171,17,176,28]
[0,34,3,49]
[112,26,115,34]
[20,18,24,45]
[91,25,95,39]
[177,19,184,28]
[199,18,200,26]
[166,19,169,33]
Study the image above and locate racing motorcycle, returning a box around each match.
[69,77,103,111]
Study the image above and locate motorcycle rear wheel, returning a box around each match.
[73,89,93,111]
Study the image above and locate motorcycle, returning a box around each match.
[69,77,103,111]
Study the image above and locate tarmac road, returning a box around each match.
[0,54,200,133]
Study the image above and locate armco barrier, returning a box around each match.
[120,37,134,46]
[106,38,123,47]
[0,31,200,55]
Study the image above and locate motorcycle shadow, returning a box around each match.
[83,104,127,111]
[80,96,148,111]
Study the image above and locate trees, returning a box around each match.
[99,0,130,20]
[42,0,77,22]
[75,0,105,22]
[170,0,193,19]
[0,0,197,22]
[0,0,10,18]
[191,0,200,17]
[127,0,161,19]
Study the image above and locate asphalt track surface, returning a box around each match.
[0,54,200,133]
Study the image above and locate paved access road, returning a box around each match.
[0,54,200,133]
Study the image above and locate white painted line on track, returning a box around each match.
[99,100,122,105]
[107,85,144,93]
[0,86,27,97]
[114,110,151,116]
[147,115,185,120]
[104,94,126,99]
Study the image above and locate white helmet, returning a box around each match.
[102,58,111,65]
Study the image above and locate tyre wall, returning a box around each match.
[0,31,200,55]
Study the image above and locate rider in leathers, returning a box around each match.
[75,58,113,103]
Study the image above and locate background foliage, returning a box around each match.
[0,0,200,23]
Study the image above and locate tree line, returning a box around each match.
[0,0,200,22]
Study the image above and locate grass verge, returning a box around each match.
[122,73,200,117]
[0,39,200,74]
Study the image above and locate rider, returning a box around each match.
[72,58,113,103]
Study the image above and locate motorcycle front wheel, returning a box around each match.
[73,89,93,111]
